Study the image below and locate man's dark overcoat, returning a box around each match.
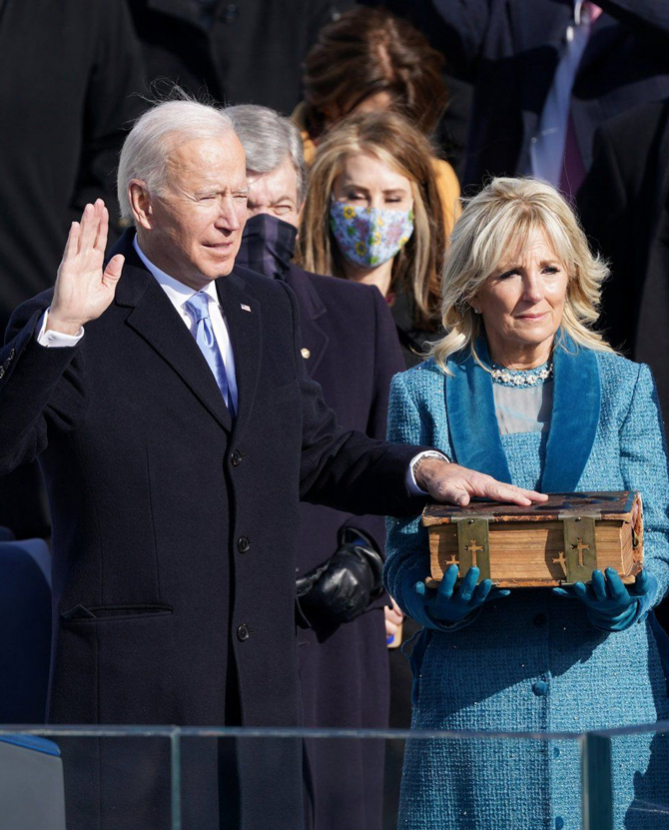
[0,233,423,830]
[285,265,404,830]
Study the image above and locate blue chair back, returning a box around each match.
[0,540,52,723]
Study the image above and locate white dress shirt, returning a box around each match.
[132,238,238,413]
[36,237,239,414]
[528,0,597,186]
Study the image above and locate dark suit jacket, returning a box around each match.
[288,265,404,572]
[126,0,354,114]
[371,0,669,190]
[577,98,669,417]
[0,0,144,336]
[285,265,403,830]
[0,0,145,540]
[0,232,424,830]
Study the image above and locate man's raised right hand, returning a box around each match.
[47,199,125,335]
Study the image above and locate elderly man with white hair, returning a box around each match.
[0,98,545,830]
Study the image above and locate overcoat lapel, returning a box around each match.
[445,333,600,492]
[215,270,262,441]
[115,259,233,433]
[284,266,329,376]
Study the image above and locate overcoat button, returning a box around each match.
[534,613,547,627]
[532,680,548,696]
[237,624,249,642]
[237,536,250,553]
[555,817,564,830]
[231,450,242,467]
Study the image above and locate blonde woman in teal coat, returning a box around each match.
[385,177,669,829]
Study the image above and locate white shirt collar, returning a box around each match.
[133,235,219,308]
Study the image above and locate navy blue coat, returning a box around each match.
[285,266,404,830]
[0,233,425,830]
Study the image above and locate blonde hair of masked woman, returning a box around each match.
[431,176,615,372]
[295,110,447,334]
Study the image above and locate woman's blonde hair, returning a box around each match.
[295,111,445,328]
[431,177,614,371]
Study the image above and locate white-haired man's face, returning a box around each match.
[131,135,249,290]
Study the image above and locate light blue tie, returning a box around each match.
[185,292,235,418]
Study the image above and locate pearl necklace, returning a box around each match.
[490,360,554,387]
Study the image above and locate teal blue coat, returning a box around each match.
[385,339,669,830]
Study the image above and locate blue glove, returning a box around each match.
[403,565,510,631]
[553,568,657,632]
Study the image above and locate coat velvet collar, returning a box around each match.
[445,332,601,492]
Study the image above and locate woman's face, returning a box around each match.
[471,227,569,365]
[332,152,413,212]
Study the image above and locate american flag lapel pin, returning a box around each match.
[241,303,252,313]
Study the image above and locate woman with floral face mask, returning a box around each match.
[296,111,450,367]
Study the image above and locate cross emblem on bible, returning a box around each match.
[553,551,568,577]
[445,554,459,567]
[465,539,483,566]
[572,537,590,567]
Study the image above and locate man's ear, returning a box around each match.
[129,180,154,231]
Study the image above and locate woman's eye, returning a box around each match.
[543,266,559,274]
[346,192,366,201]
[498,269,519,280]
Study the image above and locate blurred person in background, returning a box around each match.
[296,111,447,367]
[576,98,669,637]
[295,109,448,825]
[293,6,461,238]
[578,98,669,419]
[368,0,669,200]
[0,0,144,539]
[125,0,353,113]
[228,102,404,830]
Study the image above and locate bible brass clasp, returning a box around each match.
[453,517,491,582]
[559,514,598,583]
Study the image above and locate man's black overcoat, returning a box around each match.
[0,233,423,830]
[285,265,403,830]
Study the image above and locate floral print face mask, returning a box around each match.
[329,201,414,268]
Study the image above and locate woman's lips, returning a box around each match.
[516,312,548,320]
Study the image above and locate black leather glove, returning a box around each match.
[296,528,384,624]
